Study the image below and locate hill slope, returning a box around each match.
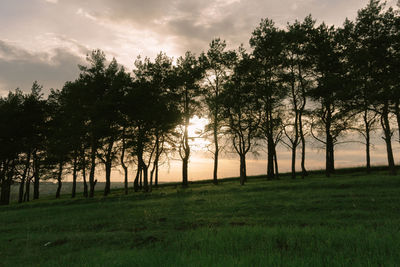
[1,171,400,266]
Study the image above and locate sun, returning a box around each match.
[187,116,211,151]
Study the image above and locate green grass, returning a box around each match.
[1,170,400,266]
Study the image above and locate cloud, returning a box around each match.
[61,0,387,57]
[0,40,85,94]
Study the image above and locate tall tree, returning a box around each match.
[341,17,379,174]
[58,80,89,198]
[353,0,397,175]
[124,53,180,192]
[222,49,261,185]
[77,50,128,197]
[308,23,351,177]
[97,60,130,196]
[0,90,24,205]
[282,16,315,179]
[200,38,236,184]
[250,19,286,179]
[175,52,204,187]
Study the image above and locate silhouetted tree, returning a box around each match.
[281,16,315,179]
[222,48,261,185]
[124,53,180,192]
[308,23,352,177]
[77,50,128,197]
[0,90,24,205]
[353,0,397,175]
[174,51,204,187]
[250,19,286,179]
[200,38,236,184]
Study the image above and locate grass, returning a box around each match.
[1,169,400,266]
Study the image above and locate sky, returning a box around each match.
[0,0,397,94]
[1,0,399,181]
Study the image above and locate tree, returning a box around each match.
[353,0,397,175]
[46,89,76,199]
[96,60,130,196]
[76,50,128,197]
[58,80,89,198]
[281,16,315,179]
[124,53,180,192]
[308,23,351,177]
[222,49,261,185]
[0,90,24,205]
[200,38,236,184]
[387,6,400,151]
[174,51,204,187]
[341,17,379,174]
[250,19,286,179]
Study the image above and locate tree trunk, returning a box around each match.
[72,154,78,198]
[325,107,334,177]
[18,180,25,204]
[150,135,160,192]
[18,152,31,203]
[24,177,31,202]
[142,164,149,192]
[291,145,296,179]
[82,167,88,198]
[104,162,112,196]
[121,129,128,195]
[182,116,190,187]
[396,100,400,146]
[267,109,275,179]
[155,161,159,187]
[326,133,334,177]
[299,114,307,179]
[267,133,275,179]
[81,148,88,198]
[274,146,279,179]
[0,161,12,205]
[363,110,371,174]
[139,170,143,190]
[33,152,40,200]
[0,179,11,205]
[134,166,140,192]
[89,138,97,198]
[381,103,396,175]
[56,162,63,199]
[298,65,308,179]
[182,158,188,187]
[104,139,114,196]
[213,120,219,185]
[290,73,299,180]
[239,153,246,185]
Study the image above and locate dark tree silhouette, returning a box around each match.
[200,38,236,185]
[123,53,180,192]
[281,16,315,179]
[352,0,397,175]
[222,48,262,185]
[0,90,24,205]
[250,19,286,180]
[308,23,351,177]
[174,51,204,187]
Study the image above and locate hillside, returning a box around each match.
[1,170,400,266]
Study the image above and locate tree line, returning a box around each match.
[1,0,399,205]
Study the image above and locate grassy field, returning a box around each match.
[1,169,400,266]
[9,182,126,203]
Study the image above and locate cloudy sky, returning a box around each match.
[1,0,398,95]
